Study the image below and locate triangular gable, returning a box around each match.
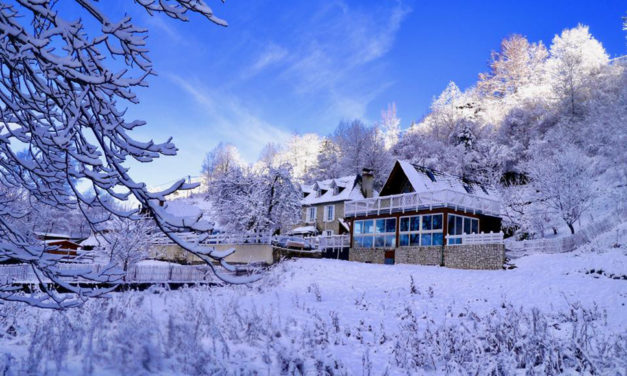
[379,161,415,196]
[379,160,496,199]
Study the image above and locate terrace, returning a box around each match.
[344,189,502,218]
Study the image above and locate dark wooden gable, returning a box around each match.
[379,161,415,196]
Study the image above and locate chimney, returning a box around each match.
[360,168,374,198]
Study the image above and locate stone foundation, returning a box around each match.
[443,244,504,270]
[395,246,442,266]
[348,243,505,269]
[349,248,386,264]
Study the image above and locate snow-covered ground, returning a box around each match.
[1,226,625,375]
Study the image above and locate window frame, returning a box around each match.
[447,214,479,245]
[324,205,335,222]
[353,217,397,249]
[306,207,317,223]
[398,213,444,247]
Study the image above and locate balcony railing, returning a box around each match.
[446,232,504,245]
[344,190,501,218]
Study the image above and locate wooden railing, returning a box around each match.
[344,189,501,218]
[151,232,350,250]
[446,232,504,245]
[152,232,273,246]
[317,235,350,249]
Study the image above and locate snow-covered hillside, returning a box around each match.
[1,226,625,375]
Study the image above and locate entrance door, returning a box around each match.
[384,250,395,265]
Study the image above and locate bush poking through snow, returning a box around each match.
[0,287,624,375]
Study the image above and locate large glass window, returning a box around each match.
[447,214,479,244]
[353,217,396,248]
[399,213,443,247]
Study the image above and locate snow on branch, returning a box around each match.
[0,1,254,308]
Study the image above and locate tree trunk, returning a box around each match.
[567,223,575,234]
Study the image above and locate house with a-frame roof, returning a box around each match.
[344,160,505,269]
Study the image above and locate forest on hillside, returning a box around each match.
[203,25,626,239]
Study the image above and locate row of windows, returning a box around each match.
[354,217,397,248]
[399,214,443,232]
[399,233,444,247]
[354,218,396,234]
[305,205,336,223]
[398,214,443,247]
[353,213,479,248]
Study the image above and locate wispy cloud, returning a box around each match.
[245,42,289,77]
[167,74,292,162]
[277,1,411,120]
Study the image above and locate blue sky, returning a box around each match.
[101,0,625,187]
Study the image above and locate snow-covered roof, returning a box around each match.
[301,175,372,205]
[338,218,350,232]
[394,160,497,199]
[35,231,84,240]
[43,239,81,247]
[289,226,318,235]
[80,233,107,248]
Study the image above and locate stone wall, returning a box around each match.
[150,244,275,265]
[348,243,504,269]
[443,244,504,270]
[395,246,442,266]
[349,248,386,264]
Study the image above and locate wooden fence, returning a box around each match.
[0,263,217,285]
[505,209,625,258]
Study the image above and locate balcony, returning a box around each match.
[344,190,501,218]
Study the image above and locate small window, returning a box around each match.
[324,205,335,222]
[410,216,420,231]
[306,207,317,223]
[455,216,463,235]
[422,215,432,230]
[354,221,363,234]
[363,220,374,234]
[400,217,409,232]
[399,234,409,246]
[323,230,333,236]
[432,214,443,230]
[421,233,432,246]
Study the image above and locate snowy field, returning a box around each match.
[1,227,626,375]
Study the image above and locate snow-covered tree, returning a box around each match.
[208,164,301,234]
[546,25,609,117]
[0,1,254,308]
[307,138,342,182]
[104,217,154,272]
[377,103,401,150]
[525,145,595,234]
[202,143,245,189]
[478,34,548,99]
[332,120,392,188]
[254,164,302,234]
